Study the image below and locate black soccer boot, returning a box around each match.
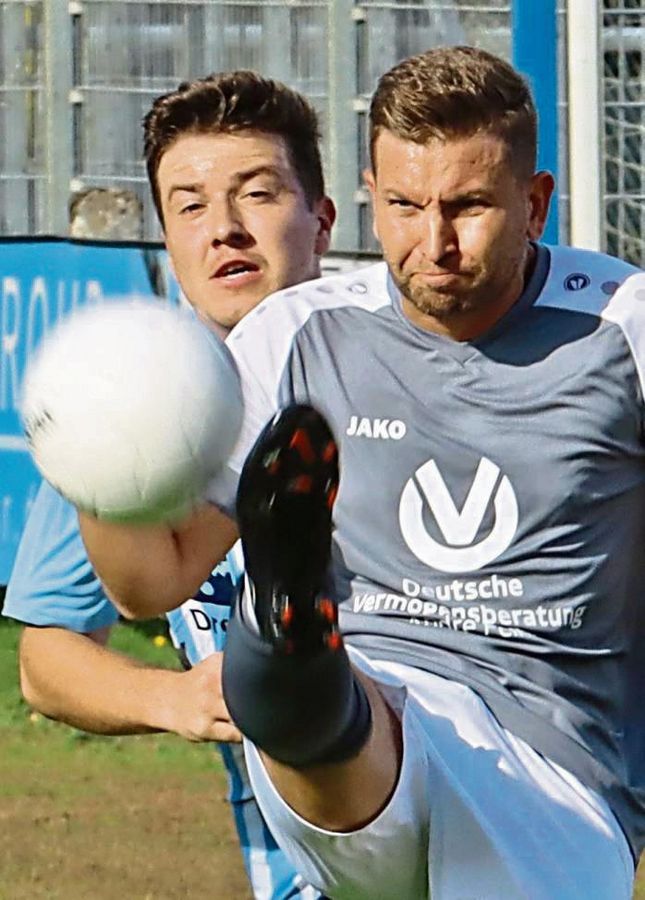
[225,404,372,766]
[236,403,341,655]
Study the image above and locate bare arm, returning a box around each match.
[79,502,238,619]
[19,625,240,742]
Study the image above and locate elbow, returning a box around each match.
[18,655,46,714]
[104,589,167,621]
[112,604,141,622]
[17,630,58,719]
[103,575,196,620]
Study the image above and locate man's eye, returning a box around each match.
[179,202,203,214]
[458,200,490,213]
[387,198,415,210]
[244,190,273,200]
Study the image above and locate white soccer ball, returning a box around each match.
[21,299,243,523]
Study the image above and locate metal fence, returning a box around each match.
[603,0,644,265]
[0,0,45,234]
[0,0,643,264]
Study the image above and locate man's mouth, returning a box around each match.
[410,269,465,287]
[214,260,260,279]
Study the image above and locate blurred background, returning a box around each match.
[0,0,643,260]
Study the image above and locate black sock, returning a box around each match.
[222,602,372,768]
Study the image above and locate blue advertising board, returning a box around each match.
[0,237,179,584]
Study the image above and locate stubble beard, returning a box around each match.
[392,246,529,325]
[392,269,479,321]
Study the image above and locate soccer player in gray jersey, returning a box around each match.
[78,48,644,898]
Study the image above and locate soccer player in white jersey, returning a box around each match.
[3,71,335,900]
[71,47,644,898]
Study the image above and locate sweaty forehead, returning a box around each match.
[373,130,511,193]
[158,131,296,188]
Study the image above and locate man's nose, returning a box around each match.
[209,200,250,246]
[420,210,457,262]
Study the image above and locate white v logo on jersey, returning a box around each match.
[417,458,501,546]
[399,457,518,573]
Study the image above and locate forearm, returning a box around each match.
[19,626,182,735]
[79,503,238,618]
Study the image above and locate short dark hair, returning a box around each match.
[369,46,537,180]
[144,70,325,223]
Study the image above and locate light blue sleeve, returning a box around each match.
[2,481,119,632]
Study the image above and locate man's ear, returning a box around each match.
[362,168,379,242]
[363,168,376,195]
[314,196,337,256]
[163,234,178,280]
[527,170,556,240]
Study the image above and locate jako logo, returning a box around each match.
[398,457,518,573]
[346,416,406,440]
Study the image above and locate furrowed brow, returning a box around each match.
[442,190,494,206]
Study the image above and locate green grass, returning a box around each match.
[0,616,251,898]
[0,614,24,728]
[110,616,177,659]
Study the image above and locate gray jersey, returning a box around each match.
[210,246,645,857]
